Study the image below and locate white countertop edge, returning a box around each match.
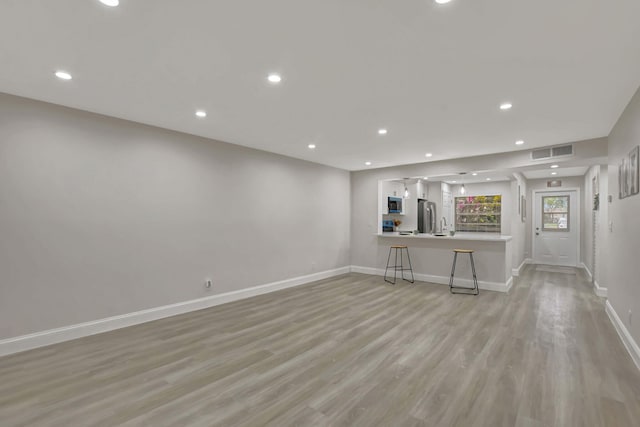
[376,232,512,242]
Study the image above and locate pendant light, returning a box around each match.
[459,172,467,195]
[403,179,410,199]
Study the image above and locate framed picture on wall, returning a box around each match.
[629,146,639,196]
[619,146,639,199]
[619,158,628,199]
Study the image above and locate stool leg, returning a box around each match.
[469,253,479,295]
[404,247,415,283]
[384,247,394,284]
[394,248,399,284]
[449,252,458,293]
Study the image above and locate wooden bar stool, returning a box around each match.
[384,245,414,285]
[449,249,479,295]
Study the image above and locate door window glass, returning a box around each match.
[542,195,569,231]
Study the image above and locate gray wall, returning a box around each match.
[0,93,351,339]
[607,86,640,347]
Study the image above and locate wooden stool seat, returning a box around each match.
[391,245,408,249]
[449,249,479,295]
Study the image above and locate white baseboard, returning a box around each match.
[350,265,512,293]
[605,300,640,372]
[594,280,608,298]
[0,266,350,357]
[511,258,528,277]
[579,263,608,297]
[505,276,513,293]
[581,262,593,281]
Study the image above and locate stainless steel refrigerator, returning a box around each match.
[418,199,437,234]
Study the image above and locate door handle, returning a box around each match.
[536,232,539,236]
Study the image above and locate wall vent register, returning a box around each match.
[531,144,573,160]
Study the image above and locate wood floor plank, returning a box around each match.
[1,268,640,426]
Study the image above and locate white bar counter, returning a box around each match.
[355,232,514,292]
[377,232,512,242]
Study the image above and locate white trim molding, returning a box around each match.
[581,262,593,281]
[0,266,350,357]
[511,258,529,277]
[350,266,513,293]
[579,262,608,297]
[594,281,608,298]
[606,300,640,372]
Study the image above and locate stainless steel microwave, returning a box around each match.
[388,197,403,213]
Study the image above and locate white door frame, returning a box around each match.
[531,187,581,266]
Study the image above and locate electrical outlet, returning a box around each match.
[205,279,212,289]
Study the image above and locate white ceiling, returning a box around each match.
[1,1,639,171]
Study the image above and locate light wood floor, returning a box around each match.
[1,266,640,426]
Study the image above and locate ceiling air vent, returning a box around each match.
[552,145,573,157]
[531,148,552,160]
[530,144,573,161]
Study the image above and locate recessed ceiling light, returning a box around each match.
[425,153,433,158]
[378,129,388,135]
[551,172,558,175]
[54,71,72,80]
[515,140,525,145]
[472,173,478,176]
[308,144,316,149]
[365,161,372,166]
[423,177,429,180]
[99,0,119,6]
[550,164,559,169]
[500,103,513,110]
[486,178,492,181]
[451,181,457,183]
[435,0,452,4]
[195,110,207,118]
[267,74,282,83]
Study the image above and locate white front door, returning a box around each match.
[533,190,579,266]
